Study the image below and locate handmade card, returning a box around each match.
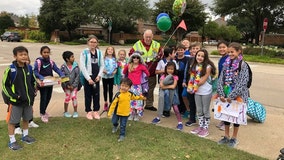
[213,98,247,125]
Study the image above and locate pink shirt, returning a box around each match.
[123,64,150,85]
[160,75,179,82]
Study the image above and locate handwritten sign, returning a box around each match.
[213,98,247,125]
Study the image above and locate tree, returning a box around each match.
[227,15,254,43]
[38,0,65,38]
[0,13,15,34]
[212,0,284,44]
[38,0,90,39]
[153,0,207,40]
[19,15,30,28]
[38,0,151,40]
[90,0,151,33]
[198,21,242,42]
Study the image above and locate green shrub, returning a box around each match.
[28,30,47,42]
[210,50,219,55]
[243,47,284,58]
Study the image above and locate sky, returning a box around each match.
[0,0,213,16]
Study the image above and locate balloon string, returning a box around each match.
[162,26,179,49]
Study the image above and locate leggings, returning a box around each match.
[224,121,240,127]
[102,78,114,103]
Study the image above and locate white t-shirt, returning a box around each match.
[195,65,212,95]
[156,59,179,74]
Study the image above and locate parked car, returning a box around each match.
[0,32,21,42]
[203,40,218,45]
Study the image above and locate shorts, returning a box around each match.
[182,87,188,97]
[6,104,33,124]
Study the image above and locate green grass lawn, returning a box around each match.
[0,118,266,160]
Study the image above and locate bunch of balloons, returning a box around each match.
[156,13,172,32]
[172,0,187,16]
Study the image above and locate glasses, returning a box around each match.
[89,41,97,43]
[132,56,139,59]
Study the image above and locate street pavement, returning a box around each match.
[0,41,284,159]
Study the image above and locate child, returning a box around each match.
[114,49,128,90]
[152,62,183,130]
[217,42,249,147]
[175,43,189,117]
[108,78,146,142]
[182,42,202,125]
[188,49,216,138]
[2,46,36,150]
[215,40,229,130]
[60,51,80,118]
[181,39,191,57]
[102,46,117,110]
[14,56,39,135]
[123,52,149,121]
[155,47,178,117]
[80,35,104,120]
[34,46,64,123]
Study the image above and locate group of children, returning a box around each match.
[151,40,249,148]
[2,36,249,149]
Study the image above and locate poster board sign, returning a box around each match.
[37,76,61,87]
[213,98,247,125]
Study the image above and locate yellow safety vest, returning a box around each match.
[133,40,160,62]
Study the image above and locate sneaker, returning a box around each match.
[93,111,100,120]
[128,114,134,121]
[21,135,36,144]
[198,128,209,137]
[216,121,224,128]
[112,126,118,133]
[228,138,239,147]
[86,112,93,120]
[185,121,197,127]
[14,127,22,135]
[144,106,157,111]
[118,136,125,142]
[218,136,230,145]
[29,121,39,128]
[40,114,48,123]
[190,127,202,135]
[182,111,190,119]
[176,123,183,130]
[151,117,161,124]
[63,112,72,118]
[134,115,139,121]
[8,141,22,150]
[72,112,79,118]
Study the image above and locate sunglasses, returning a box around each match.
[132,56,139,59]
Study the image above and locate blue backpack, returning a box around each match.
[2,64,33,104]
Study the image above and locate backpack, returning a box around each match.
[238,60,252,88]
[2,64,33,104]
[79,49,101,86]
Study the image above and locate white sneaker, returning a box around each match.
[134,115,139,121]
[14,127,22,135]
[29,121,39,128]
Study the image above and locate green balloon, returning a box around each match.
[157,16,172,32]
